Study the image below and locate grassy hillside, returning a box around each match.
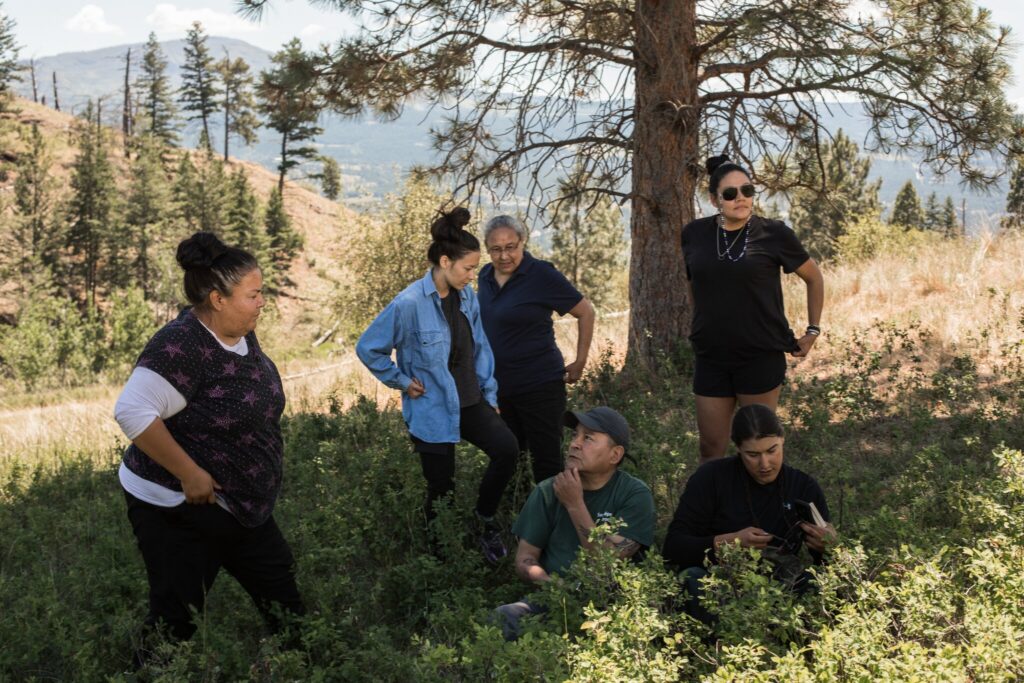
[0,97,356,360]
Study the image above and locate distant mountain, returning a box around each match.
[17,39,1011,229]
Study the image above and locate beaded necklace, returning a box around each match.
[717,213,751,261]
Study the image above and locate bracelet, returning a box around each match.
[806,325,821,336]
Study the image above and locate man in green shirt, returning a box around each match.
[495,406,656,640]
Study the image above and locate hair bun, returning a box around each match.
[705,154,731,175]
[176,231,228,271]
[430,207,472,242]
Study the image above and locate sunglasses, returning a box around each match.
[719,184,756,201]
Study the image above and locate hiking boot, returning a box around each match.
[477,516,507,565]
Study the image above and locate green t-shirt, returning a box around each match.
[511,469,656,576]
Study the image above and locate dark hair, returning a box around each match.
[427,207,479,265]
[176,232,259,307]
[731,404,785,447]
[706,154,752,196]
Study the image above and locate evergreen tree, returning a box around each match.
[0,2,20,113]
[923,192,943,232]
[224,166,267,258]
[891,181,924,229]
[179,21,218,151]
[134,32,178,147]
[335,170,442,338]
[172,152,200,233]
[257,39,323,193]
[263,186,302,287]
[250,0,1019,363]
[124,136,171,296]
[942,196,961,237]
[6,123,61,278]
[549,167,626,310]
[66,102,118,308]
[217,55,260,161]
[319,155,341,200]
[1004,154,1024,231]
[193,152,229,234]
[784,129,881,260]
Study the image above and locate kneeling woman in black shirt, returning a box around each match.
[681,154,825,463]
[662,405,836,619]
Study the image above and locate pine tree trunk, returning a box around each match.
[278,131,288,193]
[29,59,37,102]
[123,49,132,158]
[224,84,230,162]
[628,0,700,366]
[52,72,60,111]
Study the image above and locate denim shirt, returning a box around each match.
[356,270,499,443]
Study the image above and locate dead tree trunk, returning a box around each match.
[52,72,60,111]
[122,48,132,157]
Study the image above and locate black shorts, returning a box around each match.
[693,352,786,397]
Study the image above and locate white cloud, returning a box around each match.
[65,4,123,35]
[145,3,259,35]
[300,24,325,38]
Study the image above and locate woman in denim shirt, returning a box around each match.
[356,207,519,564]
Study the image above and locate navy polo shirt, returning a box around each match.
[478,251,583,398]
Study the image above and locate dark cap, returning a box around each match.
[564,406,630,451]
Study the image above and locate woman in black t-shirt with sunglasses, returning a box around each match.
[681,155,825,463]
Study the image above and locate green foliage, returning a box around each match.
[319,155,342,200]
[942,196,961,237]
[263,187,302,287]
[779,129,881,261]
[891,180,924,229]
[549,166,627,310]
[335,170,442,340]
[134,32,178,147]
[216,55,260,161]
[223,166,268,259]
[124,135,172,297]
[257,38,323,192]
[66,101,119,308]
[837,214,944,262]
[0,2,19,113]
[1003,153,1024,231]
[179,21,218,150]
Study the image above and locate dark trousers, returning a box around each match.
[415,401,520,519]
[124,491,305,645]
[497,381,567,483]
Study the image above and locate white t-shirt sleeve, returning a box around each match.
[114,366,188,440]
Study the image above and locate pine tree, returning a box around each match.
[942,196,961,237]
[263,186,302,287]
[172,152,200,233]
[7,123,61,278]
[922,192,943,232]
[784,129,881,261]
[549,167,626,310]
[224,166,267,258]
[134,32,178,147]
[124,136,171,296]
[67,102,118,308]
[319,155,341,200]
[179,21,218,151]
[891,181,924,229]
[0,2,20,113]
[193,152,229,234]
[1003,154,1024,231]
[257,39,323,193]
[217,55,260,161]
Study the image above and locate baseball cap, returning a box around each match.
[564,406,630,451]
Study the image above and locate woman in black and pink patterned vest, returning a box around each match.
[114,232,304,664]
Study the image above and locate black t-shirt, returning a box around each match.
[681,215,810,361]
[441,291,481,408]
[661,455,831,569]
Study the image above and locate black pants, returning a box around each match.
[124,491,305,644]
[414,401,519,519]
[498,381,567,483]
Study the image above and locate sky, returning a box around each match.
[4,0,1024,107]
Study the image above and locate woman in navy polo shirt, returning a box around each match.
[357,208,519,564]
[114,232,304,664]
[478,215,596,483]
[681,154,825,463]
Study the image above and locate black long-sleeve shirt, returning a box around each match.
[662,455,830,569]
